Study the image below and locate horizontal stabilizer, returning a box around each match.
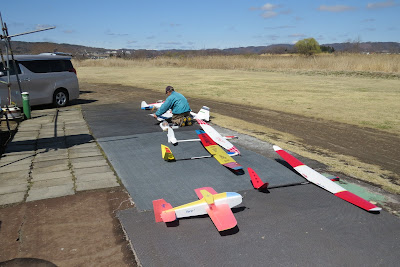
[207,203,237,231]
[152,199,174,222]
[161,144,175,161]
[248,168,269,190]
[161,210,177,222]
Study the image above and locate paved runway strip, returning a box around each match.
[82,103,400,266]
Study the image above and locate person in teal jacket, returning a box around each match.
[153,86,192,126]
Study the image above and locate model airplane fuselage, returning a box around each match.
[153,187,242,231]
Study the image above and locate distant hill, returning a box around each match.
[1,41,399,58]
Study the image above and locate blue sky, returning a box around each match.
[2,0,399,50]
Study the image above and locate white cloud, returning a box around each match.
[251,3,285,19]
[318,5,356,12]
[262,11,278,18]
[367,0,396,9]
[261,3,278,11]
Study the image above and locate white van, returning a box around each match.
[0,54,79,108]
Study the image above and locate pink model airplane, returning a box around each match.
[153,187,243,232]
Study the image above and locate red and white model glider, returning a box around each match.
[273,145,381,212]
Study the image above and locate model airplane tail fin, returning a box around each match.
[167,127,178,145]
[161,144,175,161]
[196,106,210,121]
[248,168,269,190]
[153,199,175,222]
[199,189,215,204]
[141,101,149,109]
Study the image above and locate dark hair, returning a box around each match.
[165,86,174,93]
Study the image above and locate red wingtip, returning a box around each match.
[335,191,382,212]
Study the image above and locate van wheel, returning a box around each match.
[53,89,69,107]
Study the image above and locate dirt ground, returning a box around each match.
[0,187,137,266]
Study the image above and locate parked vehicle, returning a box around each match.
[0,54,79,108]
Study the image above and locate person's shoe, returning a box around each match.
[186,117,192,126]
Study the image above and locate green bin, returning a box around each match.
[21,92,31,119]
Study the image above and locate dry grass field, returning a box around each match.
[74,54,400,196]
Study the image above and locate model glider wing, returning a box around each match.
[196,119,240,155]
[196,130,243,171]
[273,145,381,212]
[248,167,269,190]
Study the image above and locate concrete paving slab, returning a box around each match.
[118,186,400,267]
[34,149,68,157]
[0,184,28,194]
[68,142,98,150]
[31,170,73,181]
[1,151,35,157]
[71,159,108,169]
[26,184,74,202]
[65,134,94,147]
[0,164,31,174]
[73,166,113,176]
[75,172,116,183]
[0,157,32,166]
[0,154,34,162]
[69,150,102,159]
[32,153,68,163]
[76,179,119,191]
[0,177,27,186]
[31,164,69,174]
[0,169,29,180]
[0,191,25,205]
[31,177,74,189]
[32,159,69,168]
[70,155,104,164]
[5,144,36,153]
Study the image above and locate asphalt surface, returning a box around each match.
[82,102,400,267]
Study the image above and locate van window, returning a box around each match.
[19,60,73,73]
[0,61,22,75]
